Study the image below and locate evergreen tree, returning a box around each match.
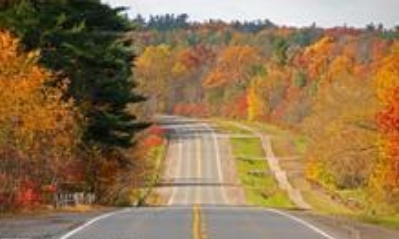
[0,0,147,149]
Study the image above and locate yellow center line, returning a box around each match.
[193,204,207,239]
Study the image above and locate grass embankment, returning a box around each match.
[243,122,353,214]
[215,121,293,208]
[223,120,399,229]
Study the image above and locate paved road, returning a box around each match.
[54,116,348,239]
[54,206,351,239]
[2,116,368,239]
[160,116,228,205]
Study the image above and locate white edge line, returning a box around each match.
[183,134,191,205]
[168,136,182,205]
[267,208,340,239]
[205,123,228,204]
[59,208,130,239]
[195,132,202,204]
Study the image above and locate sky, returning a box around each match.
[105,0,399,28]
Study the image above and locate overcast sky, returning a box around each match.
[105,0,398,28]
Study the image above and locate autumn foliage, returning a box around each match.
[373,42,399,203]
[133,17,399,210]
[0,30,79,210]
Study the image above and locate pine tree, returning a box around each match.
[0,0,147,149]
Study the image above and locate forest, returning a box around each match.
[0,0,159,211]
[0,0,398,215]
[132,14,399,213]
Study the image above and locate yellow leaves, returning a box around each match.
[305,158,323,181]
[302,36,336,78]
[304,36,334,56]
[375,41,399,103]
[135,44,173,91]
[0,30,78,150]
[326,55,355,81]
[172,61,188,77]
[247,77,265,121]
[203,45,260,88]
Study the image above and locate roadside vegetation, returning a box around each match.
[0,0,150,212]
[228,120,399,228]
[133,14,399,221]
[138,126,167,206]
[214,121,293,208]
[1,2,398,229]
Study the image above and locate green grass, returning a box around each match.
[214,119,399,228]
[231,137,263,157]
[231,137,294,208]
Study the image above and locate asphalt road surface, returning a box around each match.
[55,206,349,239]
[50,116,353,239]
[160,116,228,205]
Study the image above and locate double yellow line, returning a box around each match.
[193,204,207,239]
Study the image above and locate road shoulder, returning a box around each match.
[0,207,116,239]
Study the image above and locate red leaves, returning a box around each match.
[14,180,41,208]
[143,135,163,147]
[142,125,166,148]
[177,45,215,70]
[374,43,399,194]
[377,87,399,134]
[147,125,166,136]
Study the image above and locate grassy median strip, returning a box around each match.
[230,136,293,208]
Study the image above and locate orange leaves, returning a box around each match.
[0,30,19,63]
[374,42,399,193]
[376,42,399,137]
[378,88,399,136]
[300,36,335,79]
[375,42,399,103]
[177,45,215,70]
[0,31,77,146]
[202,69,227,88]
[0,31,79,209]
[326,55,355,81]
[203,45,260,88]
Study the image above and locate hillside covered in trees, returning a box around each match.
[132,14,399,213]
